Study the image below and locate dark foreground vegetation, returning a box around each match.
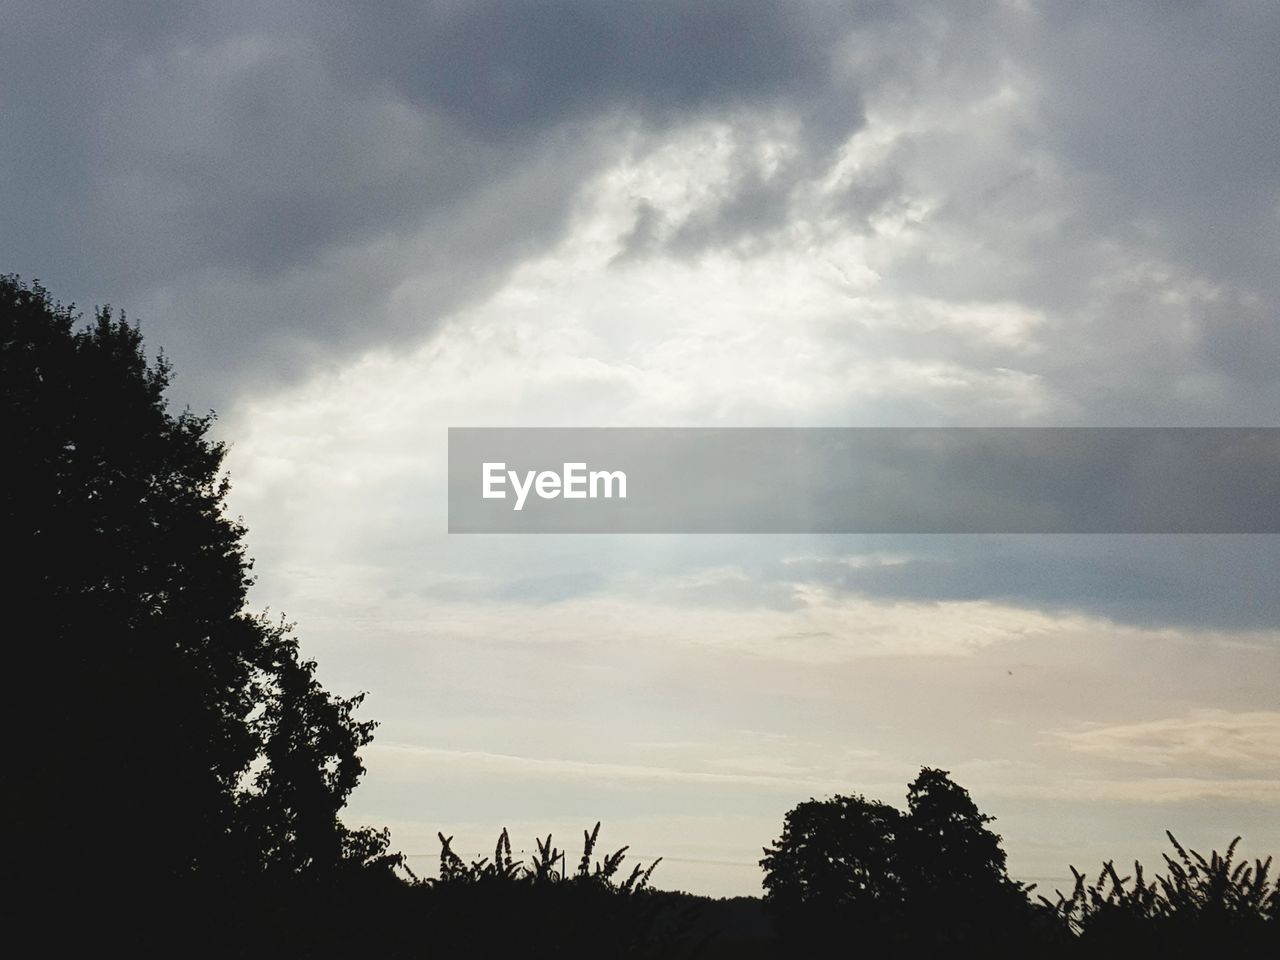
[3,274,1277,958]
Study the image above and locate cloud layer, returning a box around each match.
[7,1,1279,418]
[7,0,1280,895]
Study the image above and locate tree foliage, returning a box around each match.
[761,769,1278,956]
[1,275,392,952]
[760,792,903,936]
[761,768,1033,953]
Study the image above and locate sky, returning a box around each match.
[4,0,1280,896]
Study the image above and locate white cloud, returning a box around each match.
[1053,710,1280,773]
[116,1,1280,897]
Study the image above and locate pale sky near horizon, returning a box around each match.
[5,1,1280,896]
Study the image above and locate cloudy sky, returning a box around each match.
[5,0,1280,895]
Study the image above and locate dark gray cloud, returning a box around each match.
[1033,1,1280,286]
[322,0,852,136]
[412,533,1280,635]
[779,535,1280,634]
[0,0,876,407]
[599,1,1280,425]
[4,1,1279,424]
[1,1,602,402]
[925,1,1280,424]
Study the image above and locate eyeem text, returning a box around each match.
[482,462,627,511]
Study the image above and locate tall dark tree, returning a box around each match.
[901,767,1009,882]
[899,767,1034,949]
[0,276,391,953]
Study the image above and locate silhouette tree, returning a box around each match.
[902,767,1008,885]
[899,767,1034,950]
[1,276,391,954]
[761,768,1034,955]
[760,793,905,948]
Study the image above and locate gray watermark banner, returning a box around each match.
[448,428,1280,533]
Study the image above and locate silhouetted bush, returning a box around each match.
[413,823,705,959]
[1039,833,1279,956]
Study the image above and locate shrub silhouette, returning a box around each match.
[415,823,704,959]
[1041,832,1279,955]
